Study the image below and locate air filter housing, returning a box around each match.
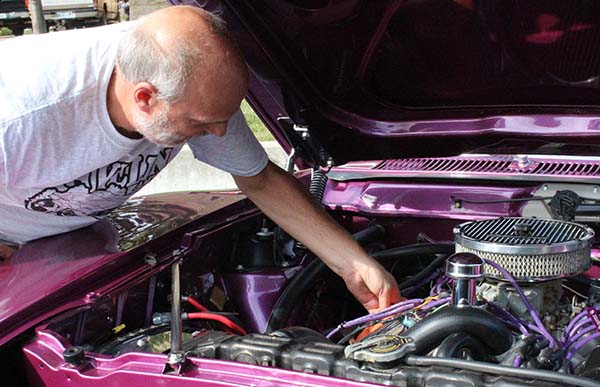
[454,217,594,281]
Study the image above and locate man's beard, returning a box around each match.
[134,105,187,147]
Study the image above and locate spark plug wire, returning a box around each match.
[184,312,247,336]
[183,295,247,335]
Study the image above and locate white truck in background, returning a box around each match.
[26,0,118,29]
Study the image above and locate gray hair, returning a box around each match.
[116,11,229,102]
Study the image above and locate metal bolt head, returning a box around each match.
[168,351,185,365]
[517,155,530,168]
[84,292,98,303]
[144,254,158,266]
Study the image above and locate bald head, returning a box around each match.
[110,6,250,146]
[139,6,228,51]
[117,6,248,103]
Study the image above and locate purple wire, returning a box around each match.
[431,276,452,296]
[513,355,522,367]
[563,318,593,347]
[562,306,600,349]
[420,296,451,310]
[566,332,600,360]
[369,298,424,320]
[441,278,453,293]
[526,323,548,337]
[563,306,600,341]
[564,310,588,339]
[565,325,596,350]
[326,299,422,339]
[430,275,447,296]
[487,302,529,336]
[571,318,592,335]
[500,317,531,336]
[326,295,452,339]
[326,304,417,339]
[483,259,558,349]
[433,275,446,287]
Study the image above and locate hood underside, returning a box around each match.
[174,0,600,163]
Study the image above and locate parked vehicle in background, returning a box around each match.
[0,0,29,35]
[24,0,118,30]
[100,0,118,23]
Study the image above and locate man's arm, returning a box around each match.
[233,161,401,313]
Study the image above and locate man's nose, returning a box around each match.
[205,123,227,137]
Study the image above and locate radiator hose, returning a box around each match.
[402,306,513,356]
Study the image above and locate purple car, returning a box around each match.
[4,1,600,386]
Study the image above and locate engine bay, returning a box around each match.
[15,207,600,387]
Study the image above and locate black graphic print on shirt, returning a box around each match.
[24,149,175,217]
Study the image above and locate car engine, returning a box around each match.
[38,214,600,387]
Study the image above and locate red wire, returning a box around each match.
[186,312,247,336]
[185,296,246,335]
[186,296,209,312]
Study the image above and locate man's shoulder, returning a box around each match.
[0,24,132,122]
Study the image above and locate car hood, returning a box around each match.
[174,0,600,163]
[0,192,257,346]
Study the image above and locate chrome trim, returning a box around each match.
[454,217,593,281]
[446,253,484,307]
[454,218,594,255]
[328,170,600,184]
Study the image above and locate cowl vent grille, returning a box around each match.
[298,155,600,183]
[376,157,600,177]
[330,156,600,183]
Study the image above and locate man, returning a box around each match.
[118,0,130,22]
[0,6,400,312]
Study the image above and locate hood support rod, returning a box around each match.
[163,251,192,374]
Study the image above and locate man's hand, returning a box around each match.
[234,162,401,313]
[341,257,401,313]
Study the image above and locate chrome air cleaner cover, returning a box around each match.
[454,217,594,281]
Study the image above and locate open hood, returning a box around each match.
[0,192,255,346]
[174,0,600,163]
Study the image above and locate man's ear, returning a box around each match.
[133,82,159,113]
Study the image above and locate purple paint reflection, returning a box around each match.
[221,270,290,333]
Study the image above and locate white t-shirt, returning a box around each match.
[0,23,268,245]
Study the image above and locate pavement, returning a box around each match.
[133,142,287,196]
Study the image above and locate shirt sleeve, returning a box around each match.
[186,109,269,177]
